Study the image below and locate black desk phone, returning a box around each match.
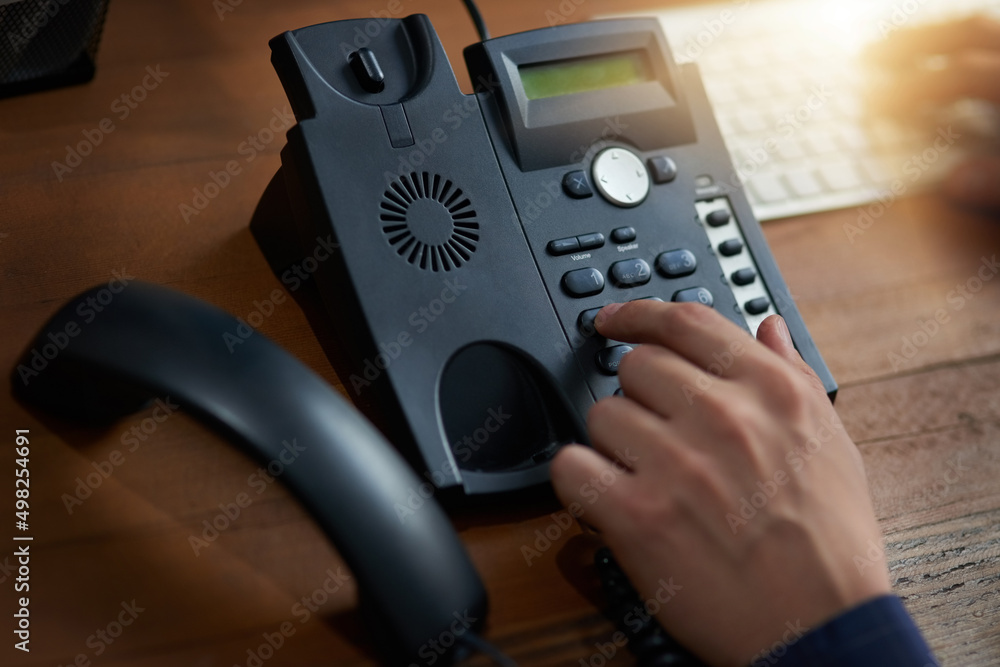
[251,14,837,494]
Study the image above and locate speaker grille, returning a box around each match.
[380,172,480,272]
[0,0,110,95]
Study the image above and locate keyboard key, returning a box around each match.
[806,133,838,155]
[736,110,767,133]
[819,162,863,191]
[776,139,806,160]
[748,174,790,203]
[784,171,824,197]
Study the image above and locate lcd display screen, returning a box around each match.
[519,51,650,100]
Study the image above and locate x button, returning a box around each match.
[562,170,594,199]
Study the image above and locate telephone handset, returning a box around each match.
[251,15,837,494]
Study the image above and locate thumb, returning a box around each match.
[943,156,1000,211]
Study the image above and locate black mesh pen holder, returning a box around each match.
[0,0,110,98]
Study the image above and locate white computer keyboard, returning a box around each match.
[606,0,1000,220]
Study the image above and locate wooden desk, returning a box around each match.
[2,1,999,665]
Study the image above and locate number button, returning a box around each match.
[597,345,633,375]
[610,259,652,288]
[656,249,697,278]
[562,268,605,298]
[673,287,714,307]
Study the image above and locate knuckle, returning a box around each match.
[661,301,716,331]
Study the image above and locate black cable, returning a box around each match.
[461,0,491,41]
[457,631,517,666]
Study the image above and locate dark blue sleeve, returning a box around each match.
[757,595,938,667]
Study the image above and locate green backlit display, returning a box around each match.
[519,51,649,100]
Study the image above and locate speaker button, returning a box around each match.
[611,226,636,244]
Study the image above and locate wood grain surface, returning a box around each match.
[1,0,998,665]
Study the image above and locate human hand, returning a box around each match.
[866,15,1000,211]
[550,302,891,666]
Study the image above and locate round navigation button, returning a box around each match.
[592,147,650,208]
